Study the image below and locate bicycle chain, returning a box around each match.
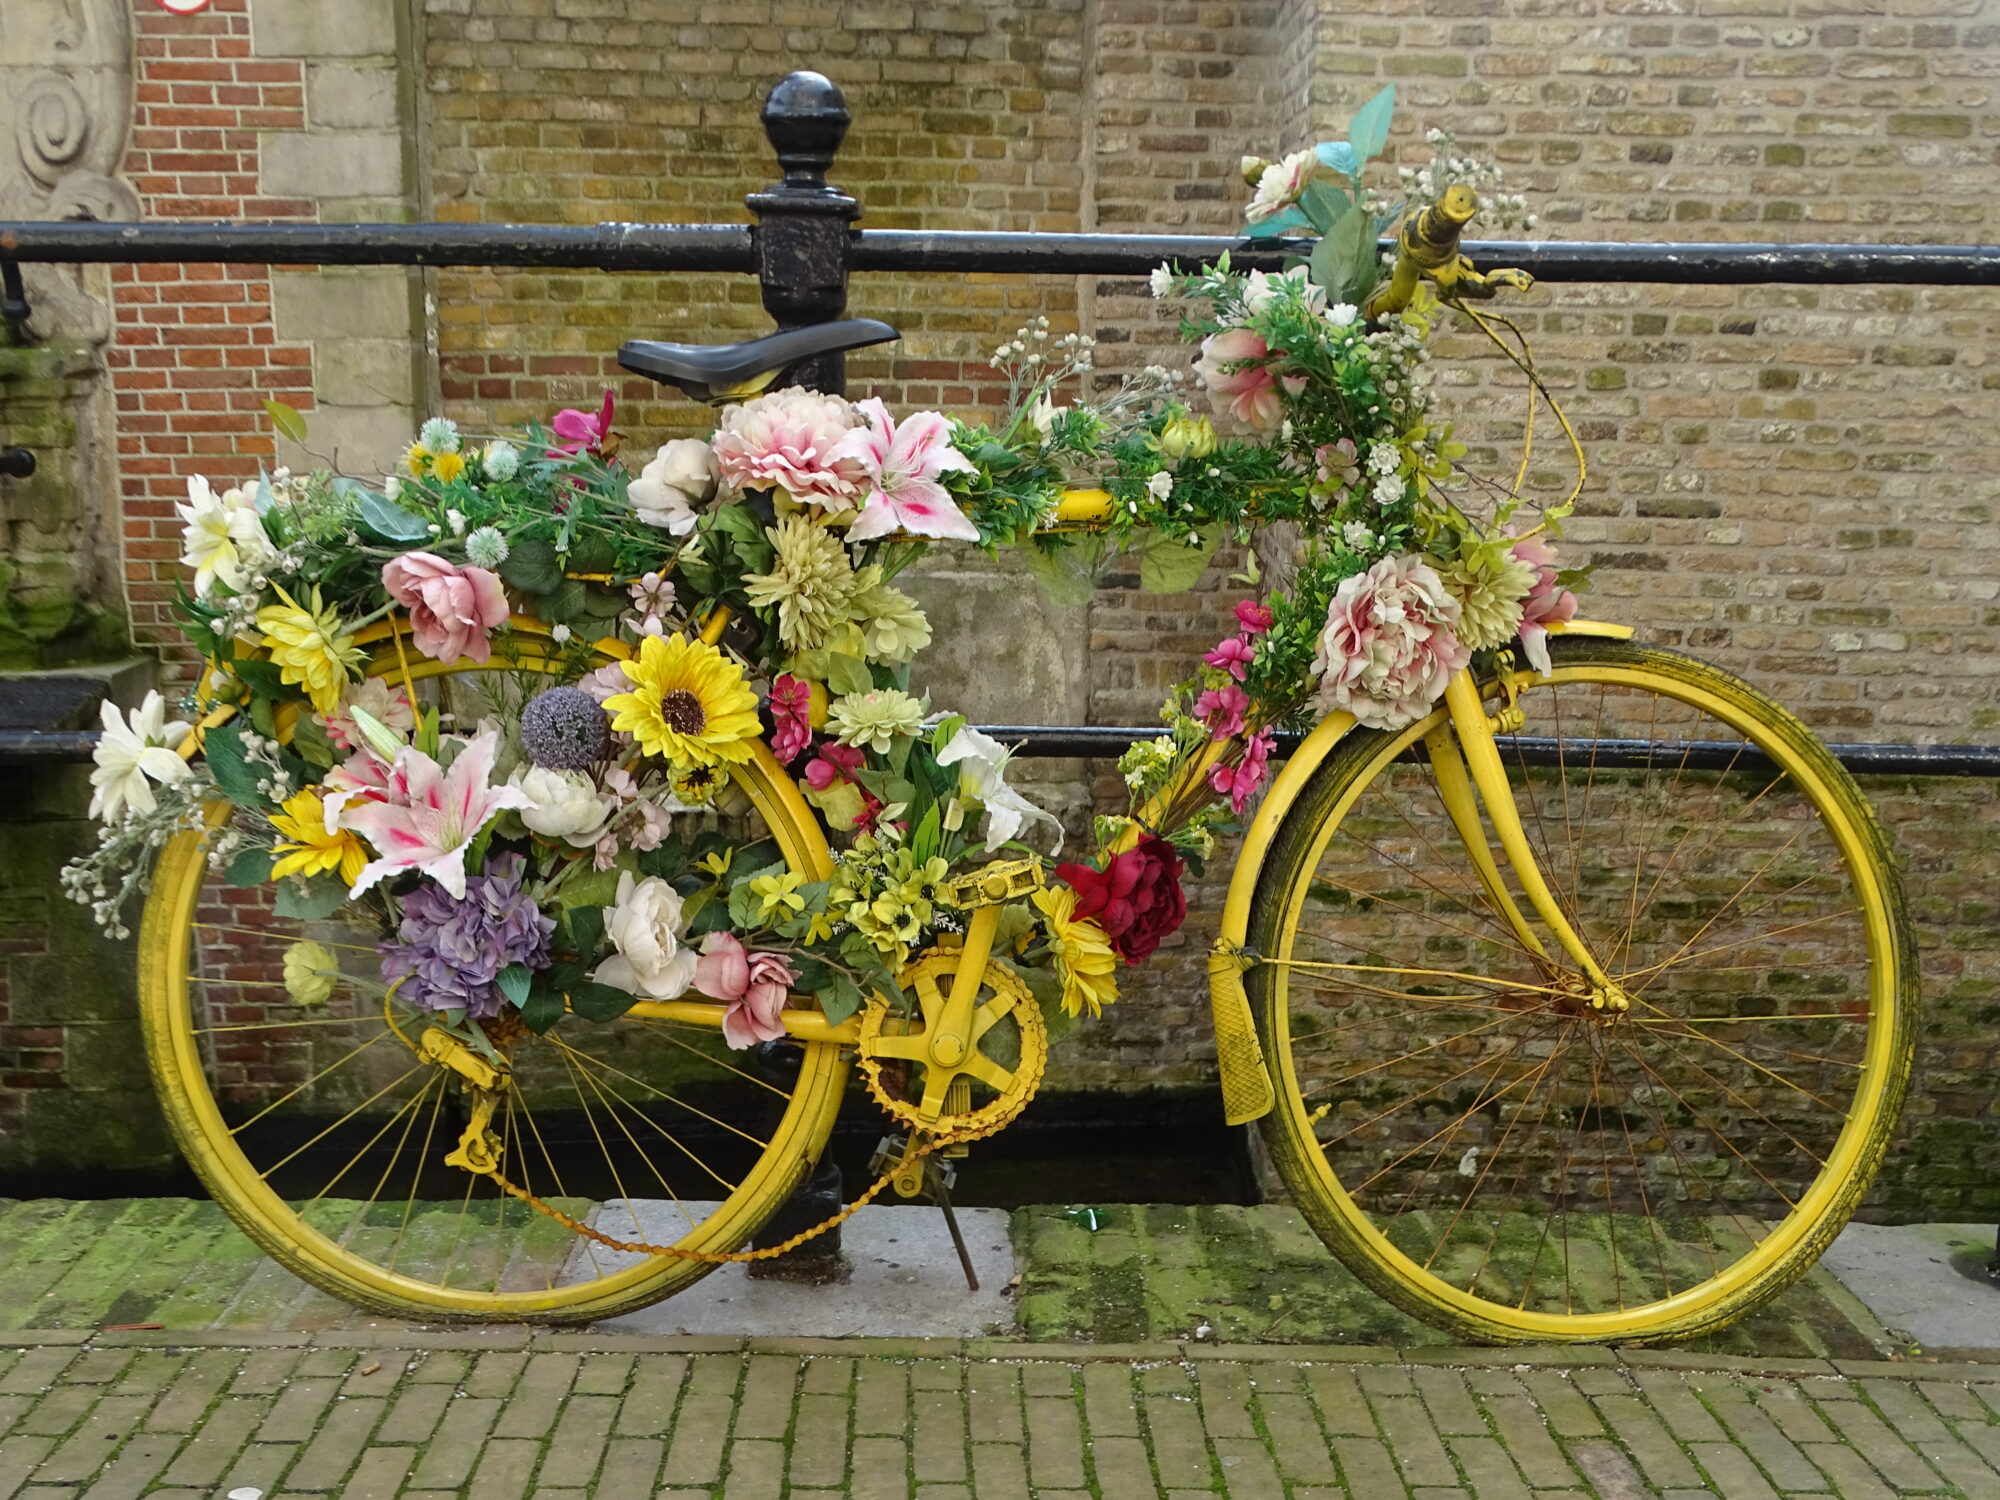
[476,997,1040,1265]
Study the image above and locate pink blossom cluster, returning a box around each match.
[1313,554,1472,731]
[1197,599,1279,812]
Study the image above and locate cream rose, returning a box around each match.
[627,439,719,535]
[593,872,699,1000]
[510,765,616,848]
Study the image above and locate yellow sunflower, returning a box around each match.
[602,632,762,768]
[268,788,369,888]
[1033,886,1120,1018]
[256,586,364,716]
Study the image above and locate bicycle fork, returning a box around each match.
[1430,665,1629,1013]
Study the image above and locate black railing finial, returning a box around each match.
[761,71,852,197]
[746,71,863,396]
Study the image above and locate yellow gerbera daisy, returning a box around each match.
[1033,886,1120,1018]
[268,788,369,888]
[257,586,364,717]
[402,442,432,478]
[430,450,467,484]
[602,632,762,769]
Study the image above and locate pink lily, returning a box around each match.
[695,932,796,1049]
[340,729,533,899]
[831,397,981,542]
[551,390,614,456]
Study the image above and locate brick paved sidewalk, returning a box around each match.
[3,1330,2000,1499]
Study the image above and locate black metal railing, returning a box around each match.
[1,68,1997,775]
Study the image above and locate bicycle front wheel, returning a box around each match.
[1249,636,1916,1344]
[137,623,848,1323]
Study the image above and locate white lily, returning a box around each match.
[176,475,271,598]
[934,723,1062,851]
[89,691,192,822]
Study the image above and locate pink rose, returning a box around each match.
[1313,554,1472,731]
[696,932,796,1050]
[1195,328,1283,432]
[381,551,511,664]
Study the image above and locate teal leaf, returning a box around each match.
[497,963,533,1008]
[356,486,433,543]
[1314,140,1362,181]
[224,847,275,887]
[273,874,350,921]
[1243,206,1311,239]
[1347,84,1396,164]
[1298,180,1352,234]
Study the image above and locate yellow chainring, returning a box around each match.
[857,948,1046,1137]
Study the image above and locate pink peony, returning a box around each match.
[711,389,867,512]
[1195,328,1284,432]
[1313,554,1472,731]
[830,397,981,542]
[695,932,796,1050]
[381,551,511,665]
[1210,727,1275,814]
[1235,600,1275,636]
[1195,681,1250,741]
[1204,635,1255,682]
[768,674,813,765]
[551,390,614,456]
[1512,536,1579,675]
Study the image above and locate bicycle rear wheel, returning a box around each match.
[137,623,848,1323]
[1248,636,1916,1343]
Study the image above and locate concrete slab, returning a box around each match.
[562,1200,1020,1338]
[1819,1221,2000,1350]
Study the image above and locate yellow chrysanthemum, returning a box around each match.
[268,788,368,888]
[402,442,432,478]
[283,940,340,1007]
[1033,886,1120,1018]
[602,632,762,769]
[743,514,859,654]
[430,450,467,484]
[256,585,364,717]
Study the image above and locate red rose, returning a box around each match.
[1055,835,1189,966]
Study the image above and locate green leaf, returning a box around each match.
[497,963,533,1008]
[249,693,280,742]
[1297,179,1352,235]
[567,978,639,1023]
[500,539,563,596]
[1347,84,1396,164]
[909,802,942,864]
[568,535,616,574]
[201,723,272,810]
[542,578,590,624]
[358,489,433,543]
[557,864,623,910]
[823,652,873,697]
[1021,535,1106,608]
[273,874,349,921]
[263,397,308,445]
[518,985,567,1034]
[565,903,606,959]
[1138,527,1220,594]
[224,847,276,887]
[228,657,303,702]
[1310,201,1376,305]
[818,970,865,1027]
[709,503,769,551]
[929,714,966,753]
[289,714,336,770]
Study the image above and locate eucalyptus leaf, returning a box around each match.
[273,874,349,921]
[1138,527,1220,595]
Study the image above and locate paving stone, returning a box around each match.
[1479,1395,1580,1488]
[1081,1363,1138,1438]
[589,1436,661,1500]
[143,1352,239,1434]
[1374,1392,1461,1487]
[1566,1439,1656,1500]
[573,1354,633,1396]
[1025,1395,1087,1489]
[1215,1436,1287,1497]
[800,1357,853,1396]
[851,1435,908,1500]
[1630,1371,1729,1443]
[971,1441,1032,1500]
[67,1430,177,1500]
[1805,1396,1943,1489]
[1194,1362,1259,1438]
[969,1363,1024,1445]
[912,1377,968,1482]
[657,1355,739,1487]
[789,1393,850,1488]
[1087,1433,1156,1499]
[375,1382,450,1443]
[1305,1364,1376,1435]
[1699,1391,1828,1492]
[856,1360,910,1437]
[465,1436,542,1500]
[1592,1393,1707,1488]
[1142,1391,1213,1490]
[1445,1433,1533,1500]
[1746,1379,1840,1444]
[336,1444,413,1500]
[1796,1443,1895,1500]
[732,1355,798,1440]
[1256,1390,1338,1483]
[721,1437,786,1498]
[613,1354,686,1437]
[491,1354,579,1439]
[402,1395,500,1490]
[154,1398,265,1488]
[1413,1366,1489,1435]
[1331,1436,1406,1496]
[31,1394,150,1483]
[1915,1380,1987,1421]
[1523,1372,1605,1436]
[1687,1443,1782,1500]
[282,1394,384,1489]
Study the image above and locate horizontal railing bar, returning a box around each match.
[3,725,1990,777]
[3,221,1997,285]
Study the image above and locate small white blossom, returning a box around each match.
[1149,266,1175,298]
[1146,470,1174,502]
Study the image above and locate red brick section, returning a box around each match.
[109,0,315,664]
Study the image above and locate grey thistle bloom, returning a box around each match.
[520,685,613,770]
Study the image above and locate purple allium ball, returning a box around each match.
[520,685,611,770]
[380,854,555,1019]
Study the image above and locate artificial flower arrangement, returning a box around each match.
[66,84,1580,1064]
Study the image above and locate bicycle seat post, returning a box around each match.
[746,71,862,397]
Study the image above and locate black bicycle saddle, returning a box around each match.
[618,318,900,403]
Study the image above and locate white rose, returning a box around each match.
[510,765,615,847]
[1146,470,1174,502]
[627,439,719,535]
[593,872,699,1000]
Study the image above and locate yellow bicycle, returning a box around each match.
[133,219,1915,1345]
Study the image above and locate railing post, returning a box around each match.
[741,71,860,1282]
[746,70,861,396]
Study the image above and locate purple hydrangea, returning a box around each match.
[520,685,612,770]
[380,853,555,1019]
